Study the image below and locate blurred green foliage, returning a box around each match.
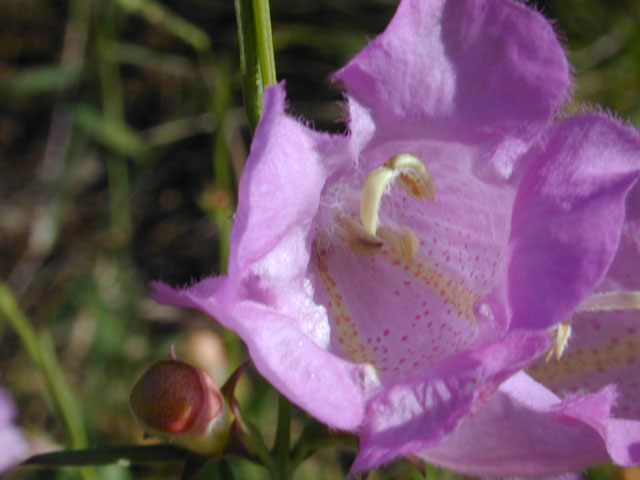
[0,0,639,478]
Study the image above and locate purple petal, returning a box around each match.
[601,182,640,292]
[152,83,365,430]
[351,332,549,472]
[418,372,611,476]
[335,0,569,143]
[527,188,640,462]
[226,82,348,304]
[0,389,16,426]
[529,308,640,422]
[508,114,640,330]
[0,389,28,473]
[153,281,365,430]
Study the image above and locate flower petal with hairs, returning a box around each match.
[153,0,640,474]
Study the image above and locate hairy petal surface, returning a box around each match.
[152,281,365,431]
[153,83,365,430]
[334,0,569,143]
[418,372,611,476]
[352,332,549,472]
[151,0,640,473]
[527,182,640,463]
[226,82,347,306]
[508,114,640,330]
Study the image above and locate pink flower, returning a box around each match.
[153,0,640,474]
[418,183,640,476]
[0,388,29,473]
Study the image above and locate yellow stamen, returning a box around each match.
[385,153,436,202]
[377,225,420,260]
[334,214,384,255]
[360,167,395,236]
[545,321,572,362]
[360,153,435,236]
[577,291,640,312]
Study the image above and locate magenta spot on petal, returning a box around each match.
[401,335,408,342]
[383,329,390,336]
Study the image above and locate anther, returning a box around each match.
[336,153,434,257]
[377,225,420,260]
[360,153,435,236]
[545,321,572,362]
[385,153,436,202]
[334,214,384,255]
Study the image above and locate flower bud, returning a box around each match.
[130,359,231,455]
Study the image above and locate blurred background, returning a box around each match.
[1,0,639,478]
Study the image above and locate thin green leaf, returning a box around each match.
[271,394,292,479]
[0,283,91,458]
[73,104,149,160]
[115,0,210,54]
[106,42,197,77]
[23,446,190,467]
[39,332,89,449]
[0,63,85,96]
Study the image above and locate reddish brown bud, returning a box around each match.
[130,359,230,454]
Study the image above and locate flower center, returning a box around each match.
[313,153,485,374]
[334,153,435,260]
[331,153,479,325]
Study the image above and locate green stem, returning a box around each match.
[271,394,292,480]
[97,9,132,242]
[205,64,234,273]
[234,0,263,132]
[0,283,94,480]
[38,332,89,450]
[0,283,41,366]
[251,0,277,87]
[234,0,276,132]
